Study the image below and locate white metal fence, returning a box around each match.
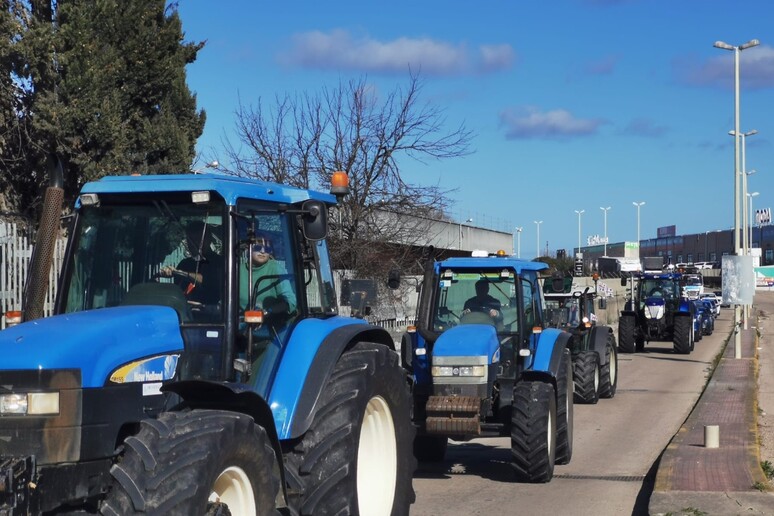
[0,222,67,329]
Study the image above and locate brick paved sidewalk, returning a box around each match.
[650,315,774,515]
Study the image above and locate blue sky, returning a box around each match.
[177,0,774,259]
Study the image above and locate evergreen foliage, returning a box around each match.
[0,0,204,217]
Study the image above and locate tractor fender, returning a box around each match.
[162,380,287,505]
[527,328,572,378]
[589,326,613,367]
[270,318,395,440]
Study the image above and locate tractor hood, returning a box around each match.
[431,324,500,362]
[0,306,184,388]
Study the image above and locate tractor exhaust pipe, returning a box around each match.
[21,155,65,322]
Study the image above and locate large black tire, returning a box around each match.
[555,348,574,465]
[618,315,636,353]
[573,351,599,405]
[284,342,415,516]
[599,332,618,399]
[100,410,280,515]
[413,435,448,462]
[673,316,692,354]
[511,381,556,483]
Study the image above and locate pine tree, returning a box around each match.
[3,0,205,216]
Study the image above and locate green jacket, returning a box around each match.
[239,259,297,315]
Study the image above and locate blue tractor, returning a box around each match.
[0,172,415,514]
[400,253,574,482]
[618,269,696,354]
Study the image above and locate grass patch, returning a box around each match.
[762,460,774,480]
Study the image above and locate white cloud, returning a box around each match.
[279,30,515,76]
[500,106,605,139]
[679,44,774,90]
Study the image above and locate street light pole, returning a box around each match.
[748,191,760,249]
[714,37,759,359]
[744,168,757,253]
[729,129,757,256]
[459,218,473,250]
[515,227,523,258]
[574,209,584,257]
[534,220,542,259]
[633,202,645,258]
[600,206,611,256]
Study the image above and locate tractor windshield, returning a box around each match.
[60,192,226,324]
[432,269,518,333]
[544,295,580,328]
[640,277,679,300]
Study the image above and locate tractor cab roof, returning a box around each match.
[436,255,548,275]
[80,173,337,207]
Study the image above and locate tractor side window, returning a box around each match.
[235,205,299,396]
[304,240,337,315]
[522,280,537,329]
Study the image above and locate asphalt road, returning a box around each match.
[410,310,731,516]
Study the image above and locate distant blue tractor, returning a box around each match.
[0,172,415,514]
[618,270,696,354]
[401,253,573,482]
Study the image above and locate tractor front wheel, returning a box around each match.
[618,315,636,353]
[673,316,692,354]
[100,410,280,515]
[511,381,556,483]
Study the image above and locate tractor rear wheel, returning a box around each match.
[511,381,556,483]
[100,410,280,516]
[284,342,415,516]
[573,351,599,404]
[413,435,448,462]
[673,316,692,354]
[618,315,636,353]
[599,333,618,399]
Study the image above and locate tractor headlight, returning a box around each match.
[0,392,60,416]
[431,365,486,377]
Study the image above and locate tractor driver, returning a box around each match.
[463,279,502,321]
[159,220,223,312]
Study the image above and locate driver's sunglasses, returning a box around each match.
[252,240,273,254]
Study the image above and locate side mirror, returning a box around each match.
[387,268,401,289]
[620,277,628,287]
[301,200,328,241]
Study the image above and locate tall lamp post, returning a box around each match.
[633,202,645,258]
[458,218,473,250]
[534,220,543,259]
[600,206,611,256]
[714,37,759,359]
[574,209,584,257]
[748,191,760,249]
[515,227,523,258]
[729,129,757,255]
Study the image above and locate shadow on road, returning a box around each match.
[632,452,659,515]
[619,345,713,365]
[413,441,517,483]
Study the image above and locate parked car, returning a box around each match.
[700,293,722,316]
[713,290,730,308]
